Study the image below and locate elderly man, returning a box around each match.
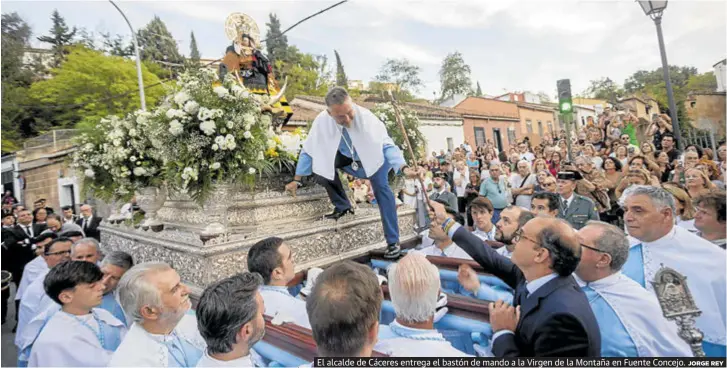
[429,200,600,357]
[693,191,726,248]
[285,87,407,258]
[478,163,510,223]
[196,272,264,367]
[109,262,206,367]
[71,237,102,264]
[307,261,382,357]
[509,160,536,210]
[530,192,560,217]
[25,261,127,367]
[575,221,692,357]
[557,170,599,229]
[99,251,134,326]
[247,237,310,328]
[76,204,102,242]
[376,253,470,357]
[620,186,726,357]
[15,238,72,346]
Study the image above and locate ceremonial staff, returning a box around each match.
[386,91,433,231]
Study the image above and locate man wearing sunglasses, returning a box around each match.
[574,221,692,357]
[15,237,72,346]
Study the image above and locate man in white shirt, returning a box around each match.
[575,221,692,357]
[196,272,264,367]
[71,237,102,264]
[509,160,536,210]
[15,237,72,345]
[376,253,470,357]
[26,261,127,367]
[98,251,134,326]
[620,186,726,357]
[470,197,497,242]
[414,206,471,260]
[492,206,535,259]
[247,237,310,329]
[517,142,535,162]
[109,262,206,367]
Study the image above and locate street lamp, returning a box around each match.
[109,0,146,111]
[637,0,683,150]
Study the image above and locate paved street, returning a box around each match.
[2,285,19,367]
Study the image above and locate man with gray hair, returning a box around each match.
[196,272,264,367]
[620,185,726,357]
[99,251,134,326]
[71,237,102,264]
[575,221,692,357]
[109,262,206,367]
[375,252,470,357]
[284,87,408,258]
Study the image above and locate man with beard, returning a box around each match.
[195,272,265,367]
[109,262,206,367]
[429,172,458,211]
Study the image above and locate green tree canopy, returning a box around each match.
[583,77,624,104]
[375,58,423,100]
[137,16,183,77]
[334,49,348,87]
[265,13,289,65]
[37,10,77,67]
[475,81,483,97]
[28,46,165,130]
[438,51,472,102]
[187,31,200,69]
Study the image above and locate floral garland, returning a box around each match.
[72,69,305,204]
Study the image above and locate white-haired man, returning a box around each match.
[620,185,726,357]
[509,160,536,210]
[71,237,102,264]
[375,252,470,357]
[285,87,407,259]
[575,221,692,357]
[109,262,206,367]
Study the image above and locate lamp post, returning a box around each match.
[637,0,683,150]
[109,0,146,111]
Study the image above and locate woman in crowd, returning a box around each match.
[549,151,563,176]
[646,113,673,150]
[656,151,673,183]
[464,171,481,226]
[582,144,603,170]
[662,183,698,233]
[716,143,726,166]
[640,142,657,161]
[466,152,480,171]
[685,168,715,199]
[614,146,629,168]
[533,170,553,193]
[532,159,548,174]
[33,207,48,225]
[615,168,652,199]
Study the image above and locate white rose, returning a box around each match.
[169,120,184,136]
[226,121,234,129]
[243,131,252,139]
[243,113,255,125]
[133,167,148,176]
[166,109,179,119]
[210,162,221,170]
[213,86,230,98]
[84,169,95,178]
[184,100,199,115]
[200,120,216,136]
[174,91,190,106]
[226,141,237,150]
[248,167,256,174]
[129,129,138,137]
[130,156,137,162]
[212,144,219,151]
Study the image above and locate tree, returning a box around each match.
[37,10,77,67]
[475,81,483,97]
[274,47,329,100]
[137,16,183,78]
[334,49,348,87]
[2,12,35,152]
[583,77,624,104]
[686,72,717,93]
[75,28,100,50]
[438,52,473,102]
[623,66,698,128]
[536,91,552,103]
[313,54,333,91]
[375,58,423,99]
[187,31,201,69]
[28,46,165,131]
[265,13,288,65]
[101,32,133,57]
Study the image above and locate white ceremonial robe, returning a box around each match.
[413,242,473,260]
[27,308,127,367]
[302,104,393,181]
[15,268,53,347]
[376,320,471,357]
[108,313,206,367]
[15,257,48,302]
[472,226,496,242]
[623,226,727,352]
[574,273,693,357]
[196,350,263,367]
[259,286,311,329]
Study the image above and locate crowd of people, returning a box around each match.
[1,113,726,365]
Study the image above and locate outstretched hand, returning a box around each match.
[284,181,298,198]
[427,200,448,223]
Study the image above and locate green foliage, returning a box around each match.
[36,10,77,67]
[686,72,718,92]
[438,51,473,102]
[265,13,288,68]
[28,46,165,130]
[274,49,329,100]
[583,77,624,104]
[2,12,33,87]
[101,32,133,57]
[475,81,483,97]
[375,58,423,100]
[188,31,201,69]
[137,16,183,78]
[334,49,348,87]
[623,66,700,129]
[371,103,425,163]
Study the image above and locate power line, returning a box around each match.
[260,0,349,44]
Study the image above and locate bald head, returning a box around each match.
[512,216,581,278]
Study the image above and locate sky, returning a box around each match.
[3,0,725,100]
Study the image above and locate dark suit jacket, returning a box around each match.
[76,216,103,241]
[4,223,47,282]
[451,226,601,357]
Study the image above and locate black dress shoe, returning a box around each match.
[383,243,402,259]
[324,208,354,220]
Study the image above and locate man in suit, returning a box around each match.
[1,212,16,324]
[428,200,601,357]
[76,204,102,242]
[61,205,77,224]
[556,170,599,229]
[429,172,458,211]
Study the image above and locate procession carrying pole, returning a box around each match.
[386,91,434,214]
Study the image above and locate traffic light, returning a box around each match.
[557,79,572,113]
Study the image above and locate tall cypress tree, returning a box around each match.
[37,10,77,67]
[475,81,483,97]
[265,13,288,63]
[334,49,348,87]
[188,31,200,68]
